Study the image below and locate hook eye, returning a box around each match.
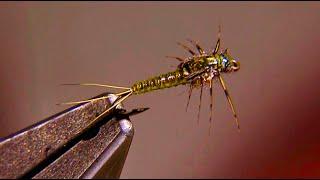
[231,60,240,71]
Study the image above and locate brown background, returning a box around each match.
[1,2,320,178]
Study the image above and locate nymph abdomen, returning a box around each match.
[131,69,187,95]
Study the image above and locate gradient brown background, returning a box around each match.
[1,2,320,178]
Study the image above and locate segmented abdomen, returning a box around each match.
[131,69,187,95]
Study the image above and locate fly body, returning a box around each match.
[60,27,241,133]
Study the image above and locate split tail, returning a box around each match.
[57,83,133,117]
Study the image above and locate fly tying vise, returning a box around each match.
[59,27,241,132]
